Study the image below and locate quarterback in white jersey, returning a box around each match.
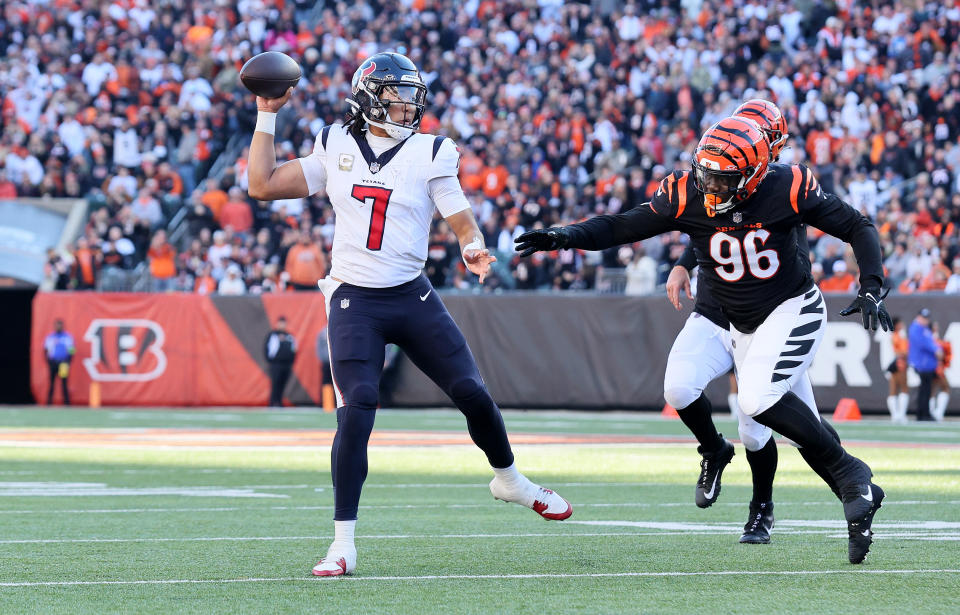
[246,51,571,579]
[298,118,466,287]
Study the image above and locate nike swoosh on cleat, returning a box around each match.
[862,530,870,537]
[861,486,873,502]
[703,474,719,500]
[420,291,431,301]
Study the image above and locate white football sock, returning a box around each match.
[332,519,356,549]
[492,463,523,483]
[492,463,536,506]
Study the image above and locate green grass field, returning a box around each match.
[1,407,958,614]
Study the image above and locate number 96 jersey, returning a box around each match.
[560,163,884,332]
[299,124,463,288]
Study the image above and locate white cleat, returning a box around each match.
[489,476,573,521]
[311,543,357,577]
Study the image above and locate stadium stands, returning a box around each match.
[2,1,958,294]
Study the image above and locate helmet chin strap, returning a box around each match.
[710,194,737,214]
[361,112,412,140]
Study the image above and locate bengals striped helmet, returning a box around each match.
[692,117,770,215]
[733,99,789,161]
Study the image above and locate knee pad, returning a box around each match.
[345,384,379,411]
[737,389,762,417]
[737,386,781,418]
[664,385,701,411]
[738,420,773,452]
[450,377,485,402]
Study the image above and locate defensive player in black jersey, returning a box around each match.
[662,100,841,544]
[666,239,847,544]
[665,241,815,543]
[516,116,892,564]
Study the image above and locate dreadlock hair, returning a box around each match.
[344,98,366,138]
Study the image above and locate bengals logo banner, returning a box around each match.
[32,293,327,406]
[83,319,167,382]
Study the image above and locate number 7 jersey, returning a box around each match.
[299,124,464,288]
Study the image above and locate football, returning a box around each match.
[239,51,302,99]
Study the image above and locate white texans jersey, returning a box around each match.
[298,124,465,287]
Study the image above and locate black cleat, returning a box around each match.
[739,501,775,544]
[695,438,735,508]
[843,483,885,564]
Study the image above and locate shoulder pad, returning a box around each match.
[313,125,331,156]
[429,135,460,179]
[785,164,820,213]
[313,123,349,156]
[651,170,692,218]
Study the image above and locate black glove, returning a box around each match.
[514,227,570,257]
[840,288,893,331]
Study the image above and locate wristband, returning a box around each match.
[462,239,483,265]
[255,111,277,136]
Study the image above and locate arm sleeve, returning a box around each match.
[676,244,697,271]
[298,128,329,196]
[796,225,812,273]
[563,202,677,251]
[429,175,471,217]
[795,165,884,292]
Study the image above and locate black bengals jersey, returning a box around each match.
[563,164,883,332]
[675,226,813,331]
[674,244,727,329]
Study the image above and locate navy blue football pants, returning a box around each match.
[325,274,514,520]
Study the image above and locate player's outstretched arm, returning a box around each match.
[515,202,675,257]
[445,209,496,284]
[514,226,570,257]
[247,88,309,201]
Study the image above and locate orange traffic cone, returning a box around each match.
[89,381,101,408]
[833,398,862,422]
[322,384,336,413]
[661,403,680,419]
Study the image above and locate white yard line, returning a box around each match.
[3,520,960,544]
[0,499,957,515]
[0,532,837,545]
[0,482,310,499]
[0,533,726,545]
[2,569,959,587]
[361,482,672,488]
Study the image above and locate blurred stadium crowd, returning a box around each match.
[3,0,960,295]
